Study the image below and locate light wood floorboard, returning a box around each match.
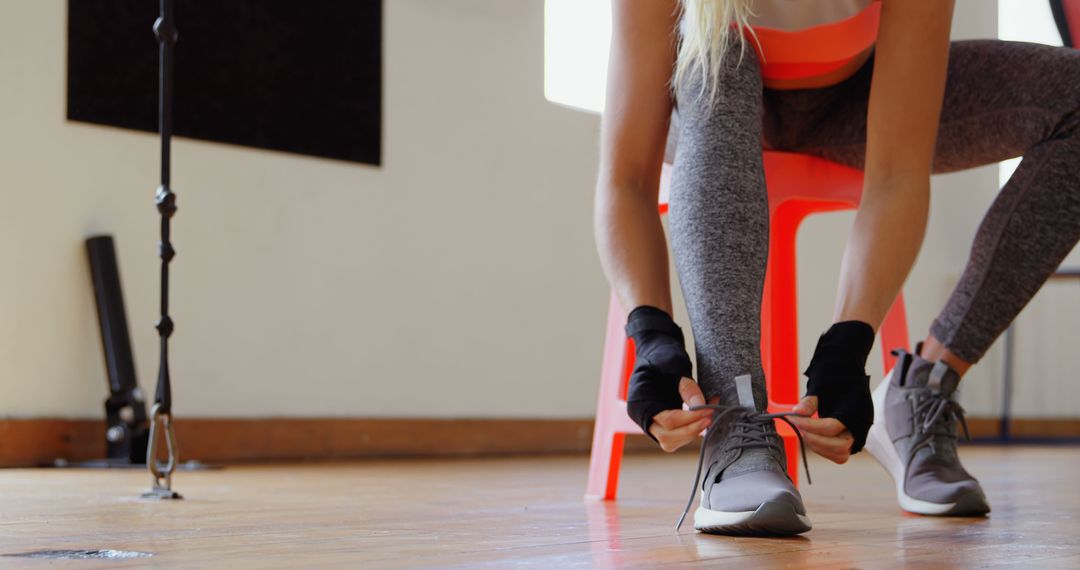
[0,446,1077,568]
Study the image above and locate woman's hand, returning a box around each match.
[648,378,714,452]
[789,396,856,464]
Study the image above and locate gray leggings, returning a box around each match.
[668,40,1080,407]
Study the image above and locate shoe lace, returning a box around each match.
[675,405,811,532]
[910,391,971,459]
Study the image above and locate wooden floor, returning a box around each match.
[0,446,1077,568]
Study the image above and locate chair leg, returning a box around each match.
[586,430,625,501]
[586,292,631,500]
[762,203,817,409]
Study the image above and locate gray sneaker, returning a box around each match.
[677,375,812,536]
[865,348,990,516]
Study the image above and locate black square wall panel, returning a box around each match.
[68,0,382,165]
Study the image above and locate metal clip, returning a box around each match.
[142,403,182,500]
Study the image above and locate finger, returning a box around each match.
[671,408,714,425]
[801,429,850,453]
[789,415,847,437]
[651,410,674,430]
[668,416,712,442]
[801,431,852,463]
[787,415,825,433]
[816,417,848,437]
[788,415,842,437]
[656,416,711,452]
[653,408,711,430]
[792,396,818,417]
[802,442,846,464]
[678,377,706,407]
[800,429,849,455]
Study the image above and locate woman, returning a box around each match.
[595,0,1080,536]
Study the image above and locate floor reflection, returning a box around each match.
[584,498,820,567]
[585,500,625,568]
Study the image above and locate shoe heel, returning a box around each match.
[866,373,903,485]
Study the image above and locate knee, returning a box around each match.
[673,46,762,125]
[1050,50,1080,137]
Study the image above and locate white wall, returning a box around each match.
[1,0,1075,420]
[0,0,607,418]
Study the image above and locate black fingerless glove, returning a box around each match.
[625,306,693,442]
[804,320,875,453]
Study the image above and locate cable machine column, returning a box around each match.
[144,0,182,500]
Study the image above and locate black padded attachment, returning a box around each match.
[625,306,685,342]
[625,306,693,442]
[804,321,875,453]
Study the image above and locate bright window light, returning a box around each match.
[544,0,611,114]
[997,0,1063,187]
[998,0,1064,44]
[543,3,1069,128]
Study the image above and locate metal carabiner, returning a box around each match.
[142,403,182,499]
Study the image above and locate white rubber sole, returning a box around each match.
[694,498,812,536]
[865,371,968,516]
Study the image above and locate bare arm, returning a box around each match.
[834,0,956,327]
[595,0,679,315]
[795,0,956,464]
[595,1,714,451]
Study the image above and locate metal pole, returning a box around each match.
[144,0,182,500]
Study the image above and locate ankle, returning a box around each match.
[919,336,973,377]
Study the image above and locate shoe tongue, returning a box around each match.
[709,376,785,482]
[907,357,960,397]
[927,361,960,398]
[734,374,757,410]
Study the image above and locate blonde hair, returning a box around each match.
[673,0,757,104]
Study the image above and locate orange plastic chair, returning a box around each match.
[1063,0,1080,49]
[585,152,912,501]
